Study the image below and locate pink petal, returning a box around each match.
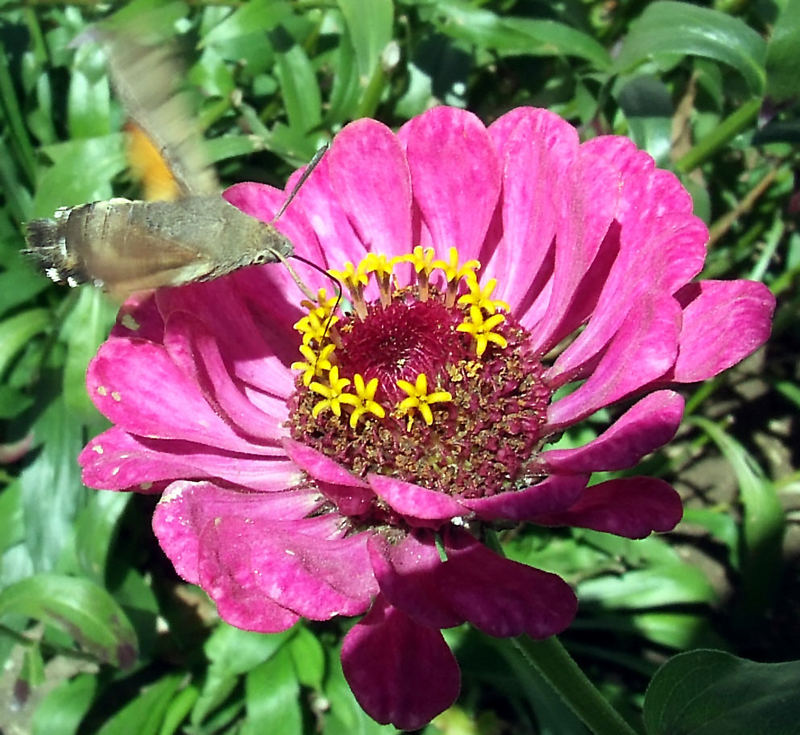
[531,477,683,538]
[483,108,578,311]
[163,312,289,441]
[547,294,682,430]
[461,473,588,521]
[80,428,301,492]
[542,391,684,473]
[153,481,377,622]
[398,107,501,260]
[439,529,577,638]
[368,474,466,525]
[524,147,620,352]
[156,278,297,399]
[153,481,321,584]
[368,531,459,629]
[327,119,413,260]
[672,280,775,382]
[341,596,460,731]
[87,338,280,454]
[112,293,164,342]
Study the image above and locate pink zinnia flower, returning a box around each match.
[79,107,774,729]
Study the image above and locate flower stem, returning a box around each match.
[511,635,643,735]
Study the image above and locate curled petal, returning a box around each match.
[341,596,460,731]
[672,280,775,382]
[368,474,466,525]
[530,477,683,538]
[542,391,684,473]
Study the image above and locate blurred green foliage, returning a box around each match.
[1,0,799,733]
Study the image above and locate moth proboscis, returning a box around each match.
[23,28,301,302]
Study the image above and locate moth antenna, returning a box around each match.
[271,143,329,224]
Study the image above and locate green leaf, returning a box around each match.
[20,396,87,571]
[243,646,302,735]
[200,0,291,46]
[32,673,98,735]
[0,480,25,552]
[617,75,673,167]
[96,673,183,735]
[289,624,325,690]
[615,2,767,95]
[59,287,116,421]
[765,0,800,101]
[0,308,51,380]
[431,1,612,70]
[74,491,130,581]
[577,564,717,608]
[337,0,394,82]
[0,574,138,667]
[688,417,785,620]
[0,269,51,320]
[67,41,111,139]
[644,650,800,735]
[274,44,323,138]
[159,683,199,735]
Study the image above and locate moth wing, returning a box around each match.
[104,33,219,198]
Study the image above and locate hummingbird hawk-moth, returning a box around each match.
[23,31,295,301]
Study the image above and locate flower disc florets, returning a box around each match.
[289,249,550,501]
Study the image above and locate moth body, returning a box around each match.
[24,196,293,300]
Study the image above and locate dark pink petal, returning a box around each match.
[87,338,281,454]
[154,481,377,620]
[327,119,413,261]
[163,312,289,441]
[156,278,297,399]
[153,481,321,584]
[368,531,459,629]
[80,428,300,492]
[368,474,466,525]
[531,477,683,538]
[483,108,578,310]
[439,529,577,638]
[341,596,460,731]
[542,391,684,473]
[672,280,775,382]
[461,473,588,521]
[547,294,682,430]
[399,107,501,260]
[551,214,708,381]
[524,147,620,352]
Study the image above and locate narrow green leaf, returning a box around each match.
[67,42,111,139]
[158,683,199,735]
[644,650,800,735]
[617,75,673,166]
[337,0,394,82]
[765,0,800,101]
[0,308,51,380]
[200,0,291,45]
[432,1,612,70]
[96,673,183,735]
[74,491,130,582]
[244,646,302,735]
[0,269,51,320]
[615,2,767,95]
[288,624,325,690]
[688,417,785,621]
[0,480,25,552]
[577,564,717,608]
[32,673,98,735]
[0,574,138,667]
[274,44,323,136]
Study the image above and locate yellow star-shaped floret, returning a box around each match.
[433,247,480,284]
[396,373,452,428]
[329,261,369,291]
[310,366,353,419]
[456,305,508,357]
[294,311,340,346]
[291,343,336,387]
[346,374,386,428]
[457,277,510,314]
[362,253,394,279]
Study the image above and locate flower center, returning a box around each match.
[287,247,552,499]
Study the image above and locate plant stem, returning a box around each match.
[511,635,643,735]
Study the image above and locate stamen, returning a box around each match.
[396,373,453,429]
[362,253,395,308]
[456,306,508,357]
[329,262,369,319]
[400,246,437,302]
